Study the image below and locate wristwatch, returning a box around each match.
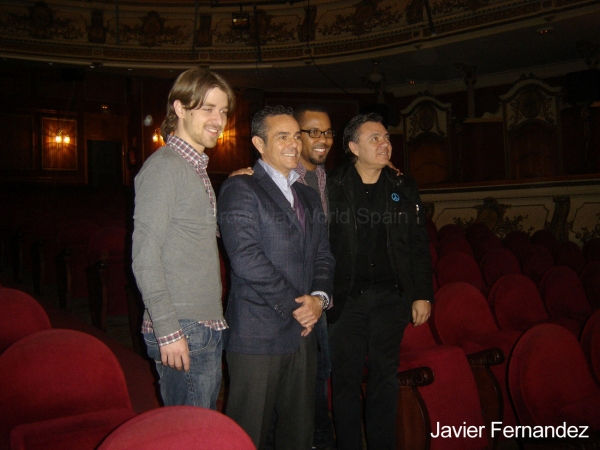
[314,293,330,310]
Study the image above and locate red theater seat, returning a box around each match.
[554,240,586,276]
[97,406,254,450]
[437,235,475,259]
[487,274,581,337]
[55,219,101,310]
[435,252,488,295]
[480,248,522,287]
[508,324,600,436]
[583,237,600,264]
[503,230,531,259]
[0,288,51,354]
[0,329,135,450]
[519,244,554,286]
[398,321,500,450]
[431,282,521,429]
[582,261,600,310]
[580,310,600,385]
[539,266,593,328]
[530,228,559,257]
[86,226,132,331]
[437,223,464,242]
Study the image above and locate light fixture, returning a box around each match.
[152,129,162,143]
[55,129,71,144]
[232,8,249,30]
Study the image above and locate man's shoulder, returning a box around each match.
[326,163,351,183]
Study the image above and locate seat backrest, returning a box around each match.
[530,229,559,257]
[579,309,600,385]
[464,222,491,246]
[581,260,600,310]
[519,244,554,286]
[554,240,586,276]
[480,247,522,287]
[437,235,474,259]
[583,237,600,264]
[97,406,255,450]
[0,329,132,447]
[435,252,487,295]
[87,226,128,263]
[471,232,504,263]
[539,266,593,320]
[503,230,531,259]
[0,288,51,354]
[426,218,438,247]
[400,319,439,353]
[437,223,464,242]
[431,282,499,346]
[487,274,548,332]
[508,323,599,427]
[58,219,101,249]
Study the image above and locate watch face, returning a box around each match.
[519,91,542,119]
[143,115,153,126]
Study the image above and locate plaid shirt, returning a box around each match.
[141,135,227,345]
[294,162,328,218]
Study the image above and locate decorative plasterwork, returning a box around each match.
[400,95,452,143]
[0,0,596,66]
[500,76,562,132]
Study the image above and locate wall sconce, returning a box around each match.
[152,128,163,144]
[232,11,250,30]
[55,130,71,144]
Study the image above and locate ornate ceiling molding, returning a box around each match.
[0,0,597,68]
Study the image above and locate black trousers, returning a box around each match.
[329,286,411,450]
[226,333,317,450]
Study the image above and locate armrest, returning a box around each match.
[467,348,505,450]
[396,366,434,450]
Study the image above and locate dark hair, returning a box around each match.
[342,113,384,163]
[293,103,329,124]
[251,105,295,144]
[160,69,236,141]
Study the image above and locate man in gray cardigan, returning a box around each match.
[132,69,235,409]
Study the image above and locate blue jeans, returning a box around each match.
[143,319,223,409]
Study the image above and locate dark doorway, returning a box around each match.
[88,140,123,187]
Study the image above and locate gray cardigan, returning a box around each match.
[132,145,223,339]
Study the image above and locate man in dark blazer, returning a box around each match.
[218,105,335,450]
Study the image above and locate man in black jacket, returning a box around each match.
[327,113,433,450]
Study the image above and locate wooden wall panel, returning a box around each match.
[0,114,34,169]
[508,124,560,179]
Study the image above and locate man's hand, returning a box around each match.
[387,161,403,176]
[229,167,254,177]
[159,338,190,372]
[293,294,323,336]
[412,300,431,327]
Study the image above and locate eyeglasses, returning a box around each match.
[300,129,335,139]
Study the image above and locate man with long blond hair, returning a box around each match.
[132,69,235,409]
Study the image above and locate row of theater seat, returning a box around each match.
[0,287,254,450]
[0,188,144,352]
[391,221,600,448]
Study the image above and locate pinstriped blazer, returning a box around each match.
[218,161,334,355]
